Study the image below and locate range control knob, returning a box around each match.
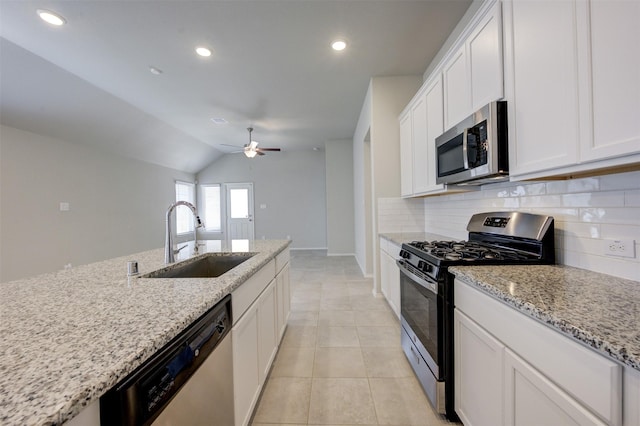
[417,261,431,273]
[399,250,410,259]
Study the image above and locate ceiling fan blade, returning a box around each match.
[218,143,244,148]
[257,148,281,152]
[256,151,266,156]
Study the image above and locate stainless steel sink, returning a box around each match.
[143,253,254,278]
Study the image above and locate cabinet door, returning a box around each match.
[399,111,413,196]
[443,45,471,129]
[388,244,401,319]
[454,309,504,426]
[232,305,260,426]
[276,263,290,340]
[257,280,277,384]
[581,0,640,162]
[468,1,504,111]
[411,93,429,194]
[504,349,607,426]
[379,247,390,300]
[504,0,581,176]
[424,76,445,192]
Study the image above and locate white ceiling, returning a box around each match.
[0,0,471,173]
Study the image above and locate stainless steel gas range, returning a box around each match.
[397,211,555,421]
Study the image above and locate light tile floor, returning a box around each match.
[251,250,454,426]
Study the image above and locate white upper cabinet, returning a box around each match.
[581,0,640,162]
[468,2,504,112]
[422,76,446,193]
[505,0,640,179]
[444,1,504,130]
[411,91,429,194]
[443,45,471,130]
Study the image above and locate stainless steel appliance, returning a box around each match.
[100,295,233,426]
[436,101,508,185]
[397,211,554,421]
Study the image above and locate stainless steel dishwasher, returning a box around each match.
[100,295,234,426]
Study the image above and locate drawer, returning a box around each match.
[232,259,276,324]
[455,279,622,425]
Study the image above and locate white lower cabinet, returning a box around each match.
[276,262,291,340]
[454,278,622,426]
[504,348,606,426]
[379,238,400,318]
[454,310,503,426]
[232,303,260,426]
[257,280,277,384]
[232,249,291,426]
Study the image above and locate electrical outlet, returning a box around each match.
[603,239,636,258]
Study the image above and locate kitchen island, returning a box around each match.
[0,239,290,426]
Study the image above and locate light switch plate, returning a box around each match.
[59,202,70,211]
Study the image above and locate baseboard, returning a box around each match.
[289,247,328,251]
[326,252,356,257]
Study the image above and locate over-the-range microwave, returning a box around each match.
[436,101,509,185]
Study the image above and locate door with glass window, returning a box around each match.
[226,183,255,240]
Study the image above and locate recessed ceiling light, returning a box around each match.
[331,40,347,51]
[149,66,163,75]
[195,47,212,57]
[37,9,66,26]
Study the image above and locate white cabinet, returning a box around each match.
[581,0,640,163]
[410,94,428,194]
[455,278,623,426]
[276,262,291,340]
[468,1,504,112]
[454,309,504,426]
[257,280,277,384]
[443,1,503,130]
[232,302,260,426]
[400,111,413,197]
[232,249,291,426]
[400,74,448,197]
[504,348,607,426]
[443,45,470,129]
[379,238,401,318]
[504,0,640,180]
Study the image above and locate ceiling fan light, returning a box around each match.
[244,150,258,158]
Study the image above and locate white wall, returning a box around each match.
[353,84,373,276]
[353,77,423,279]
[197,150,327,250]
[0,125,194,282]
[422,171,640,281]
[325,140,355,255]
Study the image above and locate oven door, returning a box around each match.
[398,261,444,380]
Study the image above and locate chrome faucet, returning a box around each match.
[165,201,204,264]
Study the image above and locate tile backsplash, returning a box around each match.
[378,171,639,281]
[420,170,640,281]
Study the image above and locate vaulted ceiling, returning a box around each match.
[0,0,471,173]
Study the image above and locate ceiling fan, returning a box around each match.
[220,127,281,158]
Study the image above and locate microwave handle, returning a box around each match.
[462,127,469,170]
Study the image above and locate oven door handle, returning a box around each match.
[396,260,438,295]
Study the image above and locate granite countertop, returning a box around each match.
[450,264,640,371]
[0,239,290,426]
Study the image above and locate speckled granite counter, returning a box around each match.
[0,239,290,426]
[450,264,640,371]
